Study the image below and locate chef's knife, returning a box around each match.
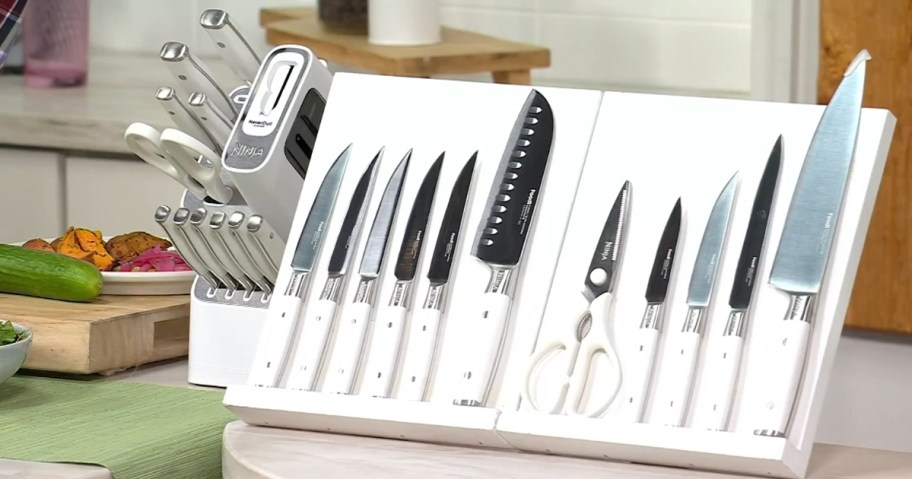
[753,50,869,438]
[247,144,353,388]
[227,212,275,291]
[189,208,255,292]
[322,150,411,395]
[690,136,782,431]
[210,211,273,293]
[188,92,233,149]
[395,153,477,401]
[154,205,220,290]
[648,174,739,427]
[155,86,220,154]
[453,89,554,407]
[173,207,240,291]
[358,152,443,398]
[160,41,238,121]
[282,148,383,391]
[613,199,682,423]
[200,9,261,85]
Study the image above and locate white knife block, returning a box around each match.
[223,72,896,479]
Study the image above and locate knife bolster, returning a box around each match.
[353,278,377,304]
[485,267,514,295]
[723,310,747,337]
[285,270,310,298]
[423,283,446,310]
[785,294,814,323]
[682,306,706,334]
[389,280,412,308]
[640,303,663,330]
[319,275,344,302]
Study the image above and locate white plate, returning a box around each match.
[10,237,196,296]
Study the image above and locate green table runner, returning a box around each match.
[0,375,235,478]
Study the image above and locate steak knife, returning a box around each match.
[199,9,261,84]
[648,173,739,427]
[395,153,477,401]
[247,144,353,388]
[613,199,682,423]
[160,41,238,121]
[322,151,411,395]
[359,152,444,398]
[753,50,869,438]
[453,89,554,407]
[690,136,782,431]
[282,148,383,391]
[227,212,275,287]
[210,211,273,294]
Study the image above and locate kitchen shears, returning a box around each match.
[522,181,631,418]
[124,122,233,204]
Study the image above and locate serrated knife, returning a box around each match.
[359,152,444,398]
[246,144,353,388]
[453,89,554,407]
[690,136,782,431]
[395,153,477,401]
[753,49,869,438]
[322,150,411,395]
[648,173,739,427]
[199,9,261,84]
[613,199,682,423]
[282,148,383,391]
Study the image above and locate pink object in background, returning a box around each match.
[23,0,88,87]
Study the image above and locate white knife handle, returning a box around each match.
[754,295,813,437]
[322,301,373,395]
[359,304,408,398]
[648,330,702,427]
[614,326,660,423]
[246,291,305,387]
[453,292,511,407]
[160,41,238,121]
[690,333,743,431]
[284,298,338,391]
[394,307,442,401]
[200,9,261,84]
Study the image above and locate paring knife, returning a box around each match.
[648,173,739,428]
[209,211,273,293]
[153,205,220,290]
[689,136,782,431]
[282,149,383,391]
[247,145,354,388]
[322,150,411,395]
[200,9,261,85]
[613,199,682,423]
[245,214,287,283]
[358,152,443,399]
[753,49,869,438]
[227,212,275,292]
[454,89,555,407]
[160,41,238,121]
[173,207,239,291]
[188,92,233,149]
[189,208,255,292]
[155,86,220,154]
[395,153,477,401]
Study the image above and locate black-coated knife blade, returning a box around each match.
[427,152,478,285]
[394,152,444,281]
[327,149,382,275]
[584,181,631,298]
[473,89,554,267]
[729,136,782,309]
[645,198,682,304]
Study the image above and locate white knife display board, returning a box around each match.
[224,73,896,479]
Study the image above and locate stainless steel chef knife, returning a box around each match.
[199,9,261,85]
[395,153,477,401]
[160,41,238,121]
[155,86,220,154]
[690,136,782,431]
[613,199,682,423]
[282,148,383,391]
[322,150,411,395]
[359,152,444,398]
[648,173,739,428]
[247,144,354,388]
[453,89,554,407]
[753,49,869,438]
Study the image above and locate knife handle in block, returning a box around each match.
[322,301,373,395]
[200,9,261,84]
[359,304,408,398]
[284,298,338,391]
[753,295,813,438]
[614,326,660,423]
[394,307,442,401]
[648,330,701,427]
[690,333,743,431]
[160,41,238,121]
[247,291,306,387]
[453,292,510,407]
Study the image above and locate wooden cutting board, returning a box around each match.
[0,292,190,375]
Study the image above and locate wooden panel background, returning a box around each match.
[820,0,912,333]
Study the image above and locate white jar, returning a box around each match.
[368,0,441,46]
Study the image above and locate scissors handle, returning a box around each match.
[523,329,582,415]
[564,292,622,418]
[124,122,209,200]
[159,128,233,204]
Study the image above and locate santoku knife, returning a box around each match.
[753,49,869,438]
[199,9,261,85]
[322,150,411,395]
[394,153,477,401]
[246,144,353,388]
[359,152,443,398]
[689,136,782,431]
[453,89,554,407]
[282,148,383,391]
[160,41,238,121]
[613,199,682,423]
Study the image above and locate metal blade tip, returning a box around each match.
[845,49,871,77]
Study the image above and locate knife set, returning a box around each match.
[122,9,334,386]
[224,51,896,479]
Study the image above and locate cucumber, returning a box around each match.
[0,244,103,302]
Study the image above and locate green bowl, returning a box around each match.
[0,322,31,384]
